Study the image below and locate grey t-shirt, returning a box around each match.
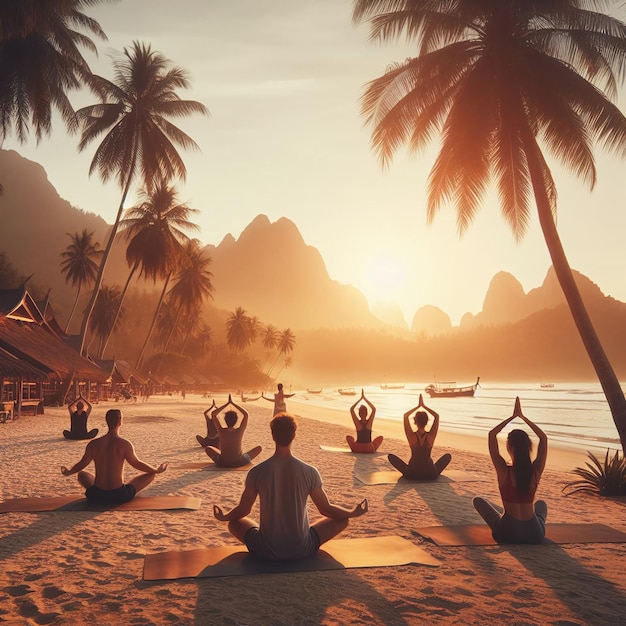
[246,455,322,560]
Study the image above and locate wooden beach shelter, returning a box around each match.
[0,286,109,416]
[97,359,150,398]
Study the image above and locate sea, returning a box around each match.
[287,382,622,455]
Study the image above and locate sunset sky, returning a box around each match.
[5,0,626,325]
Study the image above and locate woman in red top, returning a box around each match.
[473,396,548,543]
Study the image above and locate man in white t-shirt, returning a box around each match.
[213,412,368,560]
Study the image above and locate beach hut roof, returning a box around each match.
[0,285,45,323]
[0,346,51,379]
[97,359,149,386]
[0,316,108,382]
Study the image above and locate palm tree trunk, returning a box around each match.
[64,286,81,333]
[78,165,136,356]
[135,272,172,370]
[526,137,626,451]
[155,304,184,374]
[100,262,138,358]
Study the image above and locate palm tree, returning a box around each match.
[100,180,199,356]
[0,0,107,145]
[354,0,626,451]
[75,40,210,355]
[159,239,214,356]
[89,284,123,359]
[269,328,296,376]
[226,307,254,352]
[121,182,199,369]
[60,229,103,333]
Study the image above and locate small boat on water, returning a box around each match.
[338,388,357,396]
[540,383,555,389]
[307,388,323,394]
[425,377,480,398]
[380,383,405,390]
[241,393,261,402]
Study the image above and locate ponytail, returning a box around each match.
[507,429,533,494]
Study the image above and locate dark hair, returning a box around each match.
[414,411,428,428]
[358,405,368,419]
[507,429,533,494]
[277,383,283,391]
[106,409,122,429]
[224,410,238,427]
[271,412,297,446]
[76,401,84,411]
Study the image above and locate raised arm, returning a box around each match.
[517,400,548,475]
[261,393,273,403]
[310,486,368,520]
[402,406,418,445]
[231,400,249,430]
[488,398,519,471]
[362,392,376,426]
[82,396,93,415]
[349,396,361,429]
[420,395,440,439]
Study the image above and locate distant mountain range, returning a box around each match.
[2,148,626,381]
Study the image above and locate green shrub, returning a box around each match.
[563,449,626,497]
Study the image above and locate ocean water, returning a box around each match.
[290,382,622,455]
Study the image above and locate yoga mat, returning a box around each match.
[0,495,201,513]
[143,535,440,580]
[414,523,626,546]
[319,445,385,455]
[356,469,482,485]
[173,462,252,471]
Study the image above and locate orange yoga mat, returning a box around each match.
[143,535,441,580]
[0,495,201,513]
[414,523,626,546]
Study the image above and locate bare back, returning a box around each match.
[218,428,244,462]
[88,434,134,490]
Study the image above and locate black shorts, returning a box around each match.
[244,526,321,560]
[85,484,136,505]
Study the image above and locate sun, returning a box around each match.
[362,254,407,302]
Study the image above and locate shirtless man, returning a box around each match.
[61,408,167,505]
[214,412,368,560]
[204,395,262,468]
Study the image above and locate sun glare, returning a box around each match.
[362,254,407,301]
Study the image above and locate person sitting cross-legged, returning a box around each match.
[61,408,167,506]
[204,395,262,468]
[196,400,220,448]
[63,395,98,440]
[214,412,368,560]
[346,389,383,453]
[387,394,451,480]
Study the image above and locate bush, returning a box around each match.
[563,449,626,497]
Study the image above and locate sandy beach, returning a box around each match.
[1,394,624,625]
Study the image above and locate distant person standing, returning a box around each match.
[63,395,98,440]
[387,394,451,480]
[346,389,383,453]
[204,395,262,468]
[262,383,294,416]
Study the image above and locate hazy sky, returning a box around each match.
[5,0,626,325]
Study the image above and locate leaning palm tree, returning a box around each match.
[75,40,209,355]
[354,0,626,451]
[60,229,103,333]
[0,0,108,144]
[89,284,123,359]
[268,328,296,377]
[226,307,254,352]
[120,182,198,369]
[159,239,214,356]
[99,181,199,356]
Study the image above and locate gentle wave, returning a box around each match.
[290,381,623,454]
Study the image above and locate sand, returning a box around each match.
[0,394,624,625]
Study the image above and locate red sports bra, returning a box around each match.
[499,468,537,504]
